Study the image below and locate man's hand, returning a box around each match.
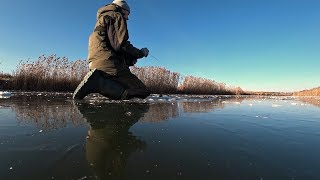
[132,59,137,65]
[141,48,149,57]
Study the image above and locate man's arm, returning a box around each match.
[105,14,146,59]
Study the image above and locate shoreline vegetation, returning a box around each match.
[0,54,318,96]
[293,87,320,96]
[0,54,243,95]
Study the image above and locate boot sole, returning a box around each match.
[72,68,97,99]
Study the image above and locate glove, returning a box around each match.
[141,48,149,57]
[132,59,137,65]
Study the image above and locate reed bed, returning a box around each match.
[181,76,245,95]
[0,72,12,89]
[293,87,320,96]
[131,66,180,94]
[12,54,88,91]
[6,54,243,95]
[0,72,12,79]
[131,67,244,95]
[179,76,235,95]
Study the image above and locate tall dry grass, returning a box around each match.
[293,87,320,96]
[0,72,12,90]
[12,54,88,91]
[0,72,12,79]
[131,67,244,95]
[7,54,243,95]
[131,66,180,94]
[178,76,244,95]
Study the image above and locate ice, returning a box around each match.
[125,112,132,116]
[0,91,12,99]
[255,115,269,119]
[272,104,282,108]
[77,176,87,180]
[0,91,11,95]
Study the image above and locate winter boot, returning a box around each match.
[97,73,128,100]
[73,69,100,99]
[73,69,128,100]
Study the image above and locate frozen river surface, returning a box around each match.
[1,92,320,179]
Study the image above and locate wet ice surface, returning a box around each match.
[1,92,320,179]
[0,91,12,99]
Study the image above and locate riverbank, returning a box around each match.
[0,55,244,95]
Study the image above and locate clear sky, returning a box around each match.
[0,0,319,92]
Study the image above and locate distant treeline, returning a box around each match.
[0,54,244,95]
[293,87,320,96]
[248,91,293,96]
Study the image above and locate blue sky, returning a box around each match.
[0,0,319,92]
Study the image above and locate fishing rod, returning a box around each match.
[149,54,160,61]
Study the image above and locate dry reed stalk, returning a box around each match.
[293,87,320,96]
[9,54,243,95]
[178,75,240,95]
[131,66,180,94]
[12,55,88,91]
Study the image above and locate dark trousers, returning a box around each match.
[101,69,150,99]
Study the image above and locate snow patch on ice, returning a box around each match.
[272,104,282,108]
[0,91,12,99]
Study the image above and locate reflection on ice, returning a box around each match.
[181,99,227,113]
[1,92,320,132]
[296,97,320,107]
[75,103,150,179]
[140,103,179,122]
[0,93,242,131]
[0,93,84,130]
[1,92,320,179]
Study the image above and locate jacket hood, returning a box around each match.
[96,4,118,19]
